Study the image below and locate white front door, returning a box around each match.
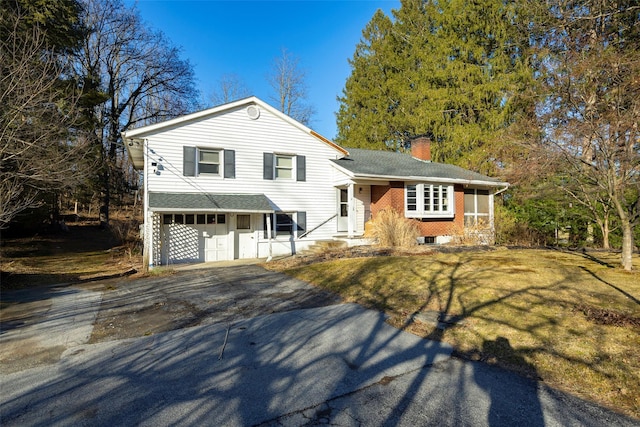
[337,188,348,232]
[204,214,228,262]
[235,214,256,259]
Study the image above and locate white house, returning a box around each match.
[123,96,508,268]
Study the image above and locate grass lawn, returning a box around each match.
[1,223,140,289]
[266,247,640,418]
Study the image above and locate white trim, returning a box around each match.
[149,207,273,213]
[121,96,346,157]
[405,183,455,219]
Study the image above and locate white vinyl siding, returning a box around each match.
[142,104,341,253]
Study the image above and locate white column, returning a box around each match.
[266,214,273,262]
[347,182,355,238]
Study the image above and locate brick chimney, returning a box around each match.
[411,136,431,161]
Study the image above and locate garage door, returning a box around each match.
[202,214,228,262]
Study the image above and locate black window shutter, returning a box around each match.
[263,153,274,180]
[296,211,306,235]
[224,149,235,179]
[183,146,196,176]
[296,155,306,182]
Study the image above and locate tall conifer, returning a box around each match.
[337,0,533,172]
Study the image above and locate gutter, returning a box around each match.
[493,184,510,196]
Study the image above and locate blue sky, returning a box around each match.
[129,0,399,139]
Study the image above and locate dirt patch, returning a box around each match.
[87,266,342,343]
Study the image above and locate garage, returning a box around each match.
[149,192,274,266]
[161,213,229,264]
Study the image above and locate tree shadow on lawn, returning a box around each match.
[1,260,638,426]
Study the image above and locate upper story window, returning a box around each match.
[183,146,235,178]
[405,183,454,218]
[198,149,220,175]
[275,155,293,179]
[263,153,305,181]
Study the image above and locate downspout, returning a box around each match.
[493,184,509,197]
[490,184,510,244]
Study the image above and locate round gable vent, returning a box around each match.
[246,105,260,120]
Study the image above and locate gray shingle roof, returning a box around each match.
[148,192,274,212]
[332,148,505,185]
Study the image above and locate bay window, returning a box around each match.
[405,183,454,218]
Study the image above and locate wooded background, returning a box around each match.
[1,0,638,269]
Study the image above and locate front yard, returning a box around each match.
[266,247,640,418]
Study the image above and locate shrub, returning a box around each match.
[109,218,141,258]
[368,208,420,248]
[450,218,493,245]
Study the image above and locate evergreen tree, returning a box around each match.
[336,10,397,148]
[337,0,534,172]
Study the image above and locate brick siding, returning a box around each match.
[370,183,465,237]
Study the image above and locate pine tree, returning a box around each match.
[337,0,534,172]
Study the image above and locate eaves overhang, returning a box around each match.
[330,162,508,189]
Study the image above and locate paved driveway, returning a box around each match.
[1,265,638,426]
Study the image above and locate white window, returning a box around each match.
[464,189,490,226]
[405,183,454,218]
[198,149,220,175]
[275,155,293,179]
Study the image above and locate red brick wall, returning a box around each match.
[370,183,465,237]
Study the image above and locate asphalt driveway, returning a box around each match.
[1,265,638,426]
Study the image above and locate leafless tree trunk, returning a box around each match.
[535,1,640,270]
[74,0,198,225]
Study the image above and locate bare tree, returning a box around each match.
[74,0,198,225]
[209,73,251,106]
[0,7,93,227]
[267,48,314,125]
[534,1,640,270]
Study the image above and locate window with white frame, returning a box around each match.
[198,149,220,175]
[275,155,293,179]
[405,183,454,218]
[464,189,490,226]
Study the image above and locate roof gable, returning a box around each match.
[332,148,507,186]
[122,97,347,170]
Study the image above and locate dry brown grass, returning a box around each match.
[1,223,141,289]
[268,248,640,418]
